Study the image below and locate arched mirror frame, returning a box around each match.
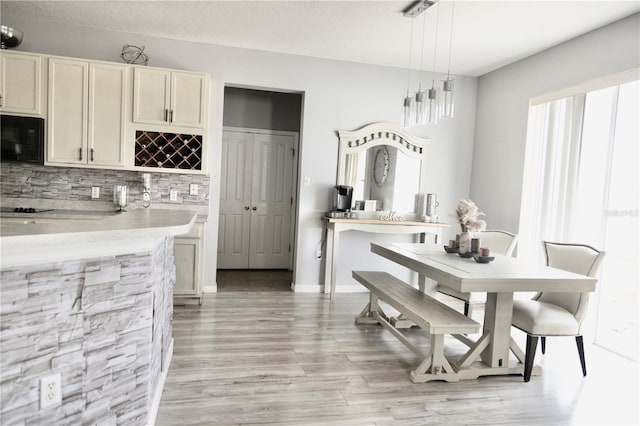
[337,122,431,219]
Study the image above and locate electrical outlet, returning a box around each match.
[91,187,100,199]
[40,373,62,409]
[169,190,178,201]
[189,184,198,196]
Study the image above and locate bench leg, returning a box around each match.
[355,293,388,324]
[410,334,459,383]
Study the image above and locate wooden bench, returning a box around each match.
[353,270,481,383]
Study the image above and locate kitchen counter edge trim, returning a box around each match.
[0,209,196,268]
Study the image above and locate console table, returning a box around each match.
[322,217,449,299]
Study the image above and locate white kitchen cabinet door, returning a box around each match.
[174,222,204,304]
[132,67,171,125]
[217,129,295,269]
[133,67,206,128]
[170,71,206,128]
[47,58,88,165]
[0,51,43,115]
[88,62,127,167]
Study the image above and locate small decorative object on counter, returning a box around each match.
[114,185,128,212]
[454,199,487,254]
[481,247,491,257]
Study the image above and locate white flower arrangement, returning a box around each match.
[455,199,487,232]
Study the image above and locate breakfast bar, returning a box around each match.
[0,209,196,425]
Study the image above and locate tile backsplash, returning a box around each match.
[0,162,210,211]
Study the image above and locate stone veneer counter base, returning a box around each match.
[0,209,195,425]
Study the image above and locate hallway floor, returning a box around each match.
[217,269,293,292]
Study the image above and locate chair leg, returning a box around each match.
[541,336,546,354]
[464,302,470,317]
[575,335,587,376]
[524,335,538,382]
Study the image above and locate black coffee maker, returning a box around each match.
[334,185,353,212]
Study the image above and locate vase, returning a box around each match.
[458,225,473,254]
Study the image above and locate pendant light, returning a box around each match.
[401,17,415,128]
[440,0,456,119]
[426,1,441,124]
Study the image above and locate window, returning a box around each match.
[520,75,638,361]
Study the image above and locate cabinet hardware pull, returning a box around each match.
[252,206,257,211]
[90,148,95,162]
[244,206,250,210]
[0,94,3,107]
[165,109,169,122]
[169,109,174,123]
[79,147,83,161]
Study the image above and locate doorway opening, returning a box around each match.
[217,86,303,291]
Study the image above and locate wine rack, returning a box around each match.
[135,131,203,170]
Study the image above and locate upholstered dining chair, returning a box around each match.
[511,241,605,382]
[438,230,519,316]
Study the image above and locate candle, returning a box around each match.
[449,240,457,249]
[481,247,490,257]
[471,238,480,253]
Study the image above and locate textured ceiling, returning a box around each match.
[2,0,639,76]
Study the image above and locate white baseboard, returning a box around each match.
[292,283,368,293]
[203,284,217,293]
[147,337,173,426]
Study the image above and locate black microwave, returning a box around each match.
[1,114,45,164]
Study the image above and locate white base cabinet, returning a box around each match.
[174,222,204,304]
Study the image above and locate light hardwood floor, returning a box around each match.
[157,292,639,425]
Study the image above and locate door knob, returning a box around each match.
[252,206,257,211]
[244,206,250,210]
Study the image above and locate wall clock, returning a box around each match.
[373,146,389,186]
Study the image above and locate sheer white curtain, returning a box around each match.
[520,74,639,360]
[519,94,585,262]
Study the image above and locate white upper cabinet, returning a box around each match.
[88,62,127,166]
[133,67,207,128]
[0,51,43,116]
[47,58,127,167]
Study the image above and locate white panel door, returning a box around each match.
[218,130,295,269]
[217,130,253,268]
[249,133,294,269]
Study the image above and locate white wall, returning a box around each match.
[471,13,640,235]
[3,16,478,290]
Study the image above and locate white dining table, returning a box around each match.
[370,242,597,380]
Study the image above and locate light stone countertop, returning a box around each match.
[1,209,197,268]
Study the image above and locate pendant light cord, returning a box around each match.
[418,11,427,90]
[446,0,455,78]
[431,1,441,87]
[406,17,415,96]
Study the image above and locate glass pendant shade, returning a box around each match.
[440,77,455,118]
[401,95,414,128]
[414,90,427,125]
[426,87,438,124]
